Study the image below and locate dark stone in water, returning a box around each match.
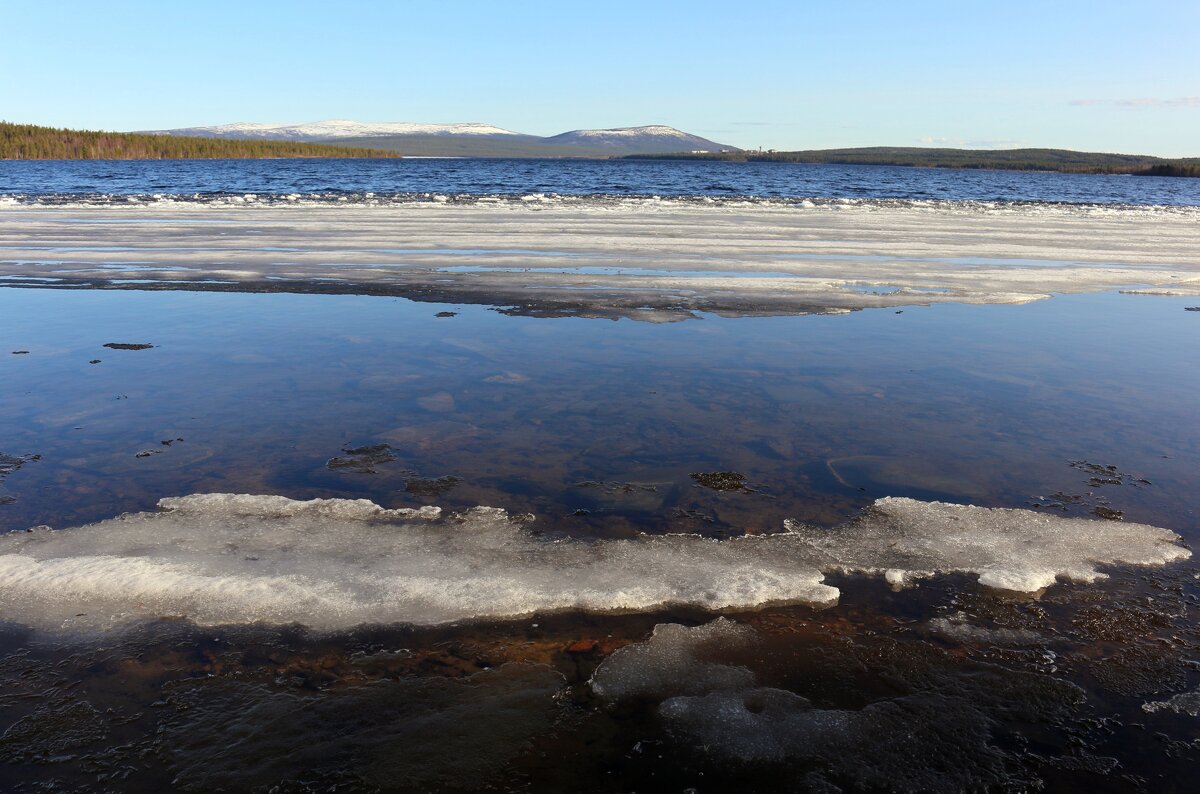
[0,495,14,506]
[406,475,462,497]
[690,471,750,492]
[89,359,101,364]
[102,342,155,350]
[1092,505,1124,520]
[435,311,458,318]
[135,449,162,459]
[0,453,40,478]
[1068,459,1149,489]
[327,443,396,474]
[1184,307,1200,312]
[11,350,29,355]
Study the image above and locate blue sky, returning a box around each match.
[2,0,1198,155]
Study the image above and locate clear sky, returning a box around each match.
[2,0,1198,156]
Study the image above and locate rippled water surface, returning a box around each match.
[3,157,1200,205]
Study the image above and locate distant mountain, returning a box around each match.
[137,120,739,157]
[545,125,732,155]
[141,120,519,141]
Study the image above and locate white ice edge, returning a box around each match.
[0,494,1188,633]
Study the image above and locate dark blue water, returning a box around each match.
[2,157,1198,205]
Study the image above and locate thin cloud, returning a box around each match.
[918,136,1024,149]
[1070,96,1200,108]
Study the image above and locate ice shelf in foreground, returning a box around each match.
[0,493,1188,632]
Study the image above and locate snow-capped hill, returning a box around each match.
[562,125,689,138]
[143,120,520,141]
[135,120,740,156]
[546,125,736,154]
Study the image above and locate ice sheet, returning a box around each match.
[0,494,1187,633]
[3,202,1198,319]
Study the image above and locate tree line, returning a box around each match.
[626,147,1200,177]
[0,122,401,160]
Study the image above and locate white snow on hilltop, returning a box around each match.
[545,125,737,152]
[136,120,740,152]
[560,125,695,138]
[146,120,521,140]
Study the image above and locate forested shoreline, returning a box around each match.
[627,147,1200,177]
[0,122,401,160]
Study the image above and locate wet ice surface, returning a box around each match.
[2,284,1200,790]
[3,202,1200,320]
[0,494,1186,632]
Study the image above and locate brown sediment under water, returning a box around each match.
[1,286,1199,791]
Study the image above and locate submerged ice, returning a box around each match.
[589,619,1092,790]
[0,493,1188,632]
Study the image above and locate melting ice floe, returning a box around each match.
[0,494,1189,632]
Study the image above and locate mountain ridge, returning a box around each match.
[144,120,521,139]
[137,120,739,157]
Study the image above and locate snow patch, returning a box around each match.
[558,125,692,138]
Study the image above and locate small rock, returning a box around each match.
[435,311,457,318]
[11,350,29,355]
[327,443,396,474]
[690,471,751,492]
[89,359,101,364]
[103,343,155,351]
